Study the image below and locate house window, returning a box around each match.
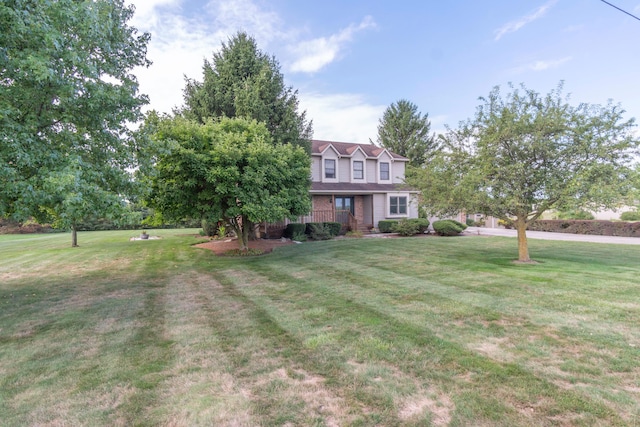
[353,161,363,179]
[324,159,336,179]
[390,196,407,215]
[380,162,389,180]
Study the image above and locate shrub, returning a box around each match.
[410,218,430,233]
[308,223,333,240]
[201,219,218,237]
[448,219,468,230]
[345,230,363,238]
[466,218,475,226]
[620,211,640,221]
[284,223,306,238]
[432,219,465,236]
[322,222,342,236]
[378,220,399,233]
[292,232,307,242]
[393,219,420,236]
[557,210,595,220]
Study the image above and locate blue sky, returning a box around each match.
[128,0,640,142]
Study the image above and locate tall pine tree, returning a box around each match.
[182,32,312,152]
[376,99,437,166]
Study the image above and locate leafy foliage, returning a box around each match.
[432,219,466,236]
[556,210,595,220]
[392,219,420,236]
[182,32,312,152]
[620,211,640,221]
[378,220,399,233]
[308,223,333,241]
[392,218,430,236]
[409,82,639,261]
[0,0,150,246]
[376,99,438,166]
[147,116,311,251]
[284,223,307,239]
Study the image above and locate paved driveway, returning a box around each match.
[466,227,640,245]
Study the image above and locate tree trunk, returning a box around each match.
[238,216,250,251]
[515,217,530,262]
[71,224,79,248]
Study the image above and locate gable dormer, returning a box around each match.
[349,145,367,183]
[375,150,393,183]
[318,143,340,183]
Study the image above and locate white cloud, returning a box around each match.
[289,16,376,73]
[204,0,285,44]
[510,56,572,74]
[494,0,557,41]
[125,0,378,120]
[298,91,385,143]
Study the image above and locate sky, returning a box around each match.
[126,0,640,143]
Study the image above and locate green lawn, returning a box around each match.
[1,230,639,426]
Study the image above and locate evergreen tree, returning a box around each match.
[182,32,312,152]
[376,99,437,166]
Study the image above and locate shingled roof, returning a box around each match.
[311,140,408,161]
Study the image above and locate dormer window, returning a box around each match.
[353,161,364,179]
[380,162,390,181]
[324,159,336,179]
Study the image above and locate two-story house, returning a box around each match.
[308,140,419,231]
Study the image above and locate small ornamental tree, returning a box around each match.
[147,116,311,251]
[409,83,639,262]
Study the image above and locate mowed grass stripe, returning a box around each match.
[1,230,639,425]
[219,261,622,425]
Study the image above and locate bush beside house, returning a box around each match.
[433,219,467,236]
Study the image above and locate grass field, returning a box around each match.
[1,230,639,426]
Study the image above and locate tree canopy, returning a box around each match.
[0,0,150,246]
[182,32,312,152]
[408,83,639,262]
[147,116,311,251]
[376,99,437,166]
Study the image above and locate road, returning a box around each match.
[465,227,640,245]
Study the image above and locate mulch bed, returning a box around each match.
[194,238,295,255]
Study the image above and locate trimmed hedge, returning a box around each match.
[433,219,466,236]
[528,220,640,237]
[378,220,399,233]
[284,223,306,238]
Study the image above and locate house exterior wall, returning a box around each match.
[311,157,321,182]
[354,196,365,224]
[363,195,373,228]
[310,141,418,230]
[338,158,350,182]
[366,159,377,182]
[312,195,332,212]
[372,193,387,226]
[392,161,405,184]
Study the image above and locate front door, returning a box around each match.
[334,196,354,225]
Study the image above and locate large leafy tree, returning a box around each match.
[147,116,311,251]
[376,99,437,166]
[182,32,312,152]
[409,83,639,262]
[0,0,150,246]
